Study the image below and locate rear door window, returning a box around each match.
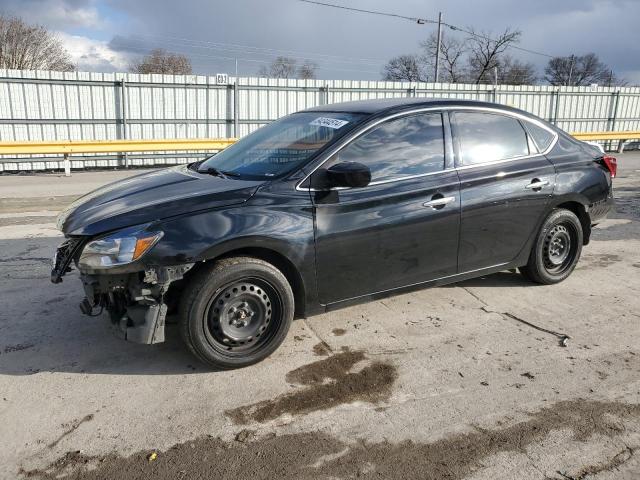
[452,112,529,166]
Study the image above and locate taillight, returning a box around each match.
[602,155,617,178]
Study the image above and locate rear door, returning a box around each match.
[311,111,460,304]
[451,110,557,272]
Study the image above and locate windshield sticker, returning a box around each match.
[310,117,350,129]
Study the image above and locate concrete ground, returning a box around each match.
[0,154,639,479]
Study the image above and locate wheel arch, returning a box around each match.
[552,200,592,245]
[187,242,308,318]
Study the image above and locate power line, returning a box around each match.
[298,0,555,58]
[111,40,383,76]
[298,0,437,24]
[128,33,387,65]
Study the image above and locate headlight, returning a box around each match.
[78,226,163,269]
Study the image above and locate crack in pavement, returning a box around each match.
[47,414,94,449]
[460,286,489,307]
[301,318,334,354]
[557,445,637,480]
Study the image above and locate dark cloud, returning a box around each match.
[0,0,102,29]
[100,0,640,83]
[2,0,638,83]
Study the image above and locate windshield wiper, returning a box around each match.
[198,167,241,179]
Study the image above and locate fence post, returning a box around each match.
[607,90,621,152]
[320,84,330,105]
[225,84,234,138]
[119,79,129,168]
[552,89,561,126]
[63,153,71,177]
[233,81,239,138]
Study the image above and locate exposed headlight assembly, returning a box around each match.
[78,225,163,269]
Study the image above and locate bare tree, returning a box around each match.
[420,32,467,83]
[497,56,538,85]
[544,53,624,86]
[258,57,298,78]
[297,60,318,79]
[0,15,75,71]
[129,49,192,75]
[467,28,522,84]
[382,54,426,82]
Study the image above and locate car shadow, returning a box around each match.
[0,236,213,376]
[453,271,537,288]
[0,237,536,376]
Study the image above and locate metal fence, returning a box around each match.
[1,68,640,172]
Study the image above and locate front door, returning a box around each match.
[311,112,461,305]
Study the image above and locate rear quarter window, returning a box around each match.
[524,121,555,152]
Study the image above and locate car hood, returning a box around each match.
[58,165,263,236]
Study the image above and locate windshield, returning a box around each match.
[196,112,366,179]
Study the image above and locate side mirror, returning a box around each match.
[323,162,372,189]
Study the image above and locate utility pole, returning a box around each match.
[434,12,442,82]
[567,55,575,86]
[235,58,238,77]
[493,66,498,87]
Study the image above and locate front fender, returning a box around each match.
[144,202,319,315]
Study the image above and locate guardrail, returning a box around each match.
[0,138,237,155]
[0,138,237,175]
[570,131,640,152]
[0,131,638,175]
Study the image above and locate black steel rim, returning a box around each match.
[203,277,282,355]
[543,222,577,274]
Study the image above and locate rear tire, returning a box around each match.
[519,209,583,285]
[180,257,294,369]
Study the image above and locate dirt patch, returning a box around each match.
[20,400,640,480]
[3,343,35,354]
[331,328,346,336]
[225,350,397,425]
[0,216,57,227]
[578,253,622,269]
[45,296,66,305]
[0,195,77,214]
[312,342,331,356]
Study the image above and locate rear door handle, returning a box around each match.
[423,196,456,209]
[525,179,549,190]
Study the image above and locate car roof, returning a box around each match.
[301,97,537,119]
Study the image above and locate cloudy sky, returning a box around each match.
[1,0,639,84]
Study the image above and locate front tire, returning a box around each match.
[519,209,583,285]
[180,257,294,369]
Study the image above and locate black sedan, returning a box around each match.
[52,98,616,369]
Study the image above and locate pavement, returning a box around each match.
[0,154,639,479]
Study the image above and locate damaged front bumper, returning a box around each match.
[51,236,194,345]
[78,264,194,344]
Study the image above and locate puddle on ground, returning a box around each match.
[225,349,397,425]
[21,399,640,480]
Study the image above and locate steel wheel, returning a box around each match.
[542,223,576,274]
[204,277,281,355]
[520,209,583,285]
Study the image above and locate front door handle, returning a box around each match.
[423,196,456,209]
[525,179,549,190]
